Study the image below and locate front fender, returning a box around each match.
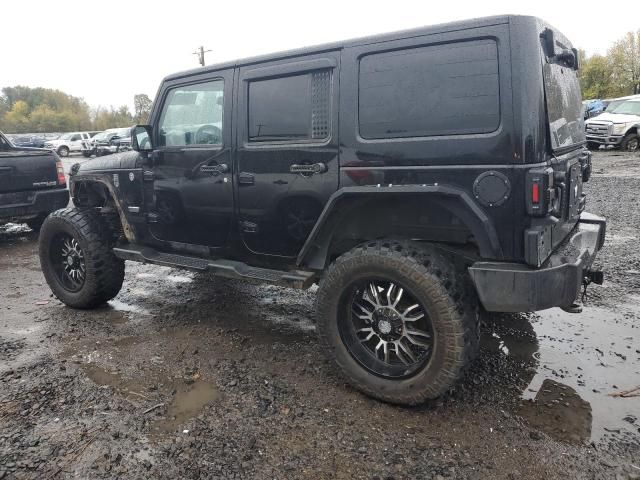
[70,171,142,243]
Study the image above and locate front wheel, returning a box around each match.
[39,208,125,309]
[620,133,639,151]
[57,146,70,157]
[315,240,479,405]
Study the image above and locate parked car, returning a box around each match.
[0,131,69,230]
[11,135,46,148]
[44,131,99,157]
[585,98,640,150]
[39,15,605,405]
[81,127,133,157]
[582,99,605,119]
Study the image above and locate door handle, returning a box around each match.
[290,163,327,175]
[238,172,255,185]
[200,163,229,175]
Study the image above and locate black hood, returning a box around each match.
[77,150,144,172]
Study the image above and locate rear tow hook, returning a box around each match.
[561,270,604,314]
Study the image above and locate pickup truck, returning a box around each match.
[0,131,69,230]
[44,132,98,157]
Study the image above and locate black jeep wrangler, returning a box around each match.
[39,15,606,405]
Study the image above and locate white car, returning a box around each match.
[44,132,97,157]
[585,97,640,151]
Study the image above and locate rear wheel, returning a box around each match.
[316,240,479,405]
[57,146,70,157]
[620,133,639,151]
[39,208,124,309]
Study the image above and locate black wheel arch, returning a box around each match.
[70,174,138,243]
[296,185,503,270]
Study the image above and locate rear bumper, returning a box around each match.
[0,188,69,221]
[469,212,606,312]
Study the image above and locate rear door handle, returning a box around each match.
[200,163,229,175]
[290,163,327,174]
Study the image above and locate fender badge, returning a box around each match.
[113,174,120,188]
[129,172,135,182]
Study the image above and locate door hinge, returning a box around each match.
[143,170,154,181]
[239,220,259,233]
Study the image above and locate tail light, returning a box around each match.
[56,160,66,186]
[526,167,554,216]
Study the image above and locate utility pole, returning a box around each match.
[193,46,212,67]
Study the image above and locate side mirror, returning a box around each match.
[132,125,153,152]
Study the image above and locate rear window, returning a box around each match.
[543,63,585,150]
[358,39,500,139]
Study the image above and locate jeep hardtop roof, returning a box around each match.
[164,14,540,83]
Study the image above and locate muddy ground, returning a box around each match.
[1,150,639,479]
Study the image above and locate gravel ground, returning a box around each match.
[1,150,639,479]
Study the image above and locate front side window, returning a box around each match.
[247,70,331,143]
[157,80,224,147]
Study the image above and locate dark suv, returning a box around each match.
[38,15,606,405]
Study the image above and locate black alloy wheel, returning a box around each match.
[50,232,86,292]
[339,278,434,379]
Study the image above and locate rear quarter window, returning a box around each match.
[358,39,500,139]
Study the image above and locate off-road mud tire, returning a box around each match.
[39,208,125,309]
[316,240,479,405]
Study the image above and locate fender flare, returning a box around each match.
[296,185,503,270]
[70,173,137,243]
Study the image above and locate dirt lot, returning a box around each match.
[1,151,639,479]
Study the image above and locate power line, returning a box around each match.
[193,46,212,67]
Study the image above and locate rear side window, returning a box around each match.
[247,70,331,143]
[358,39,500,139]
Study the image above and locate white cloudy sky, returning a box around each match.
[1,0,636,110]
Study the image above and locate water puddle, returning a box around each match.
[152,380,220,433]
[82,362,220,432]
[485,301,640,443]
[103,300,150,324]
[166,274,193,284]
[83,364,149,398]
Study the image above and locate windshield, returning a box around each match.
[93,131,115,141]
[608,101,640,115]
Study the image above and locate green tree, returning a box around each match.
[608,31,640,95]
[0,86,93,133]
[92,105,134,130]
[580,54,615,99]
[3,100,30,133]
[133,94,153,123]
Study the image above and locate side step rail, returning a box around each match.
[113,245,316,289]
